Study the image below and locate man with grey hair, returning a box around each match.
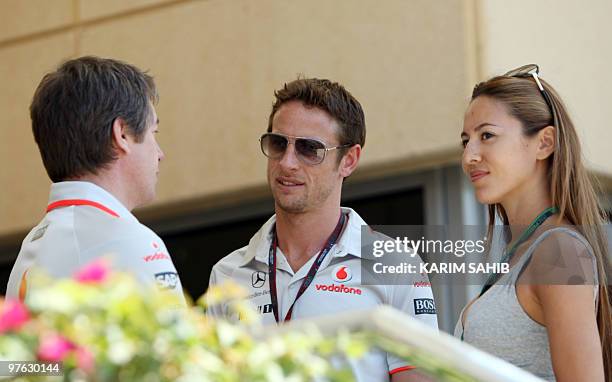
[6,56,185,305]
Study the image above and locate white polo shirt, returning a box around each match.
[6,181,185,305]
[208,207,438,382]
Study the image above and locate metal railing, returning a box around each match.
[265,306,544,382]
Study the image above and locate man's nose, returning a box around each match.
[278,142,300,169]
[157,144,165,161]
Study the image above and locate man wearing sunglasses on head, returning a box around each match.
[207,78,437,382]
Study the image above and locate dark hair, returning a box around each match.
[30,56,158,182]
[472,72,612,380]
[267,78,366,160]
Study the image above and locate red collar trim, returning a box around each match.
[46,199,120,218]
[389,366,416,375]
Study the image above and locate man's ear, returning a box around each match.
[112,118,131,155]
[339,144,361,178]
[536,125,555,160]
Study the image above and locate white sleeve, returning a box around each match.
[80,235,186,306]
[205,265,228,319]
[386,272,438,374]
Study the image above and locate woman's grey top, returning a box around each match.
[454,227,598,381]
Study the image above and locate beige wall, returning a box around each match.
[476,0,612,175]
[1,0,610,237]
[0,33,76,236]
[0,0,473,236]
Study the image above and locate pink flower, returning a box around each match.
[74,259,109,284]
[0,299,30,333]
[76,347,94,373]
[37,334,75,362]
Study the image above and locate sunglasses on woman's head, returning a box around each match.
[259,132,352,165]
[504,64,556,120]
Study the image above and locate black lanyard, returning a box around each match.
[479,206,558,296]
[268,212,347,323]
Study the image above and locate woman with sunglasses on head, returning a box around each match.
[455,64,611,381]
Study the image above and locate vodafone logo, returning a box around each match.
[315,283,362,295]
[143,253,170,262]
[333,265,352,283]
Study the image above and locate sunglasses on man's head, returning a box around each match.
[259,132,352,165]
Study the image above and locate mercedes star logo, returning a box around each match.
[251,271,266,288]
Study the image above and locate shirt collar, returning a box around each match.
[48,181,138,222]
[239,207,369,267]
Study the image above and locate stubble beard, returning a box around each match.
[273,181,336,215]
[273,186,309,214]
